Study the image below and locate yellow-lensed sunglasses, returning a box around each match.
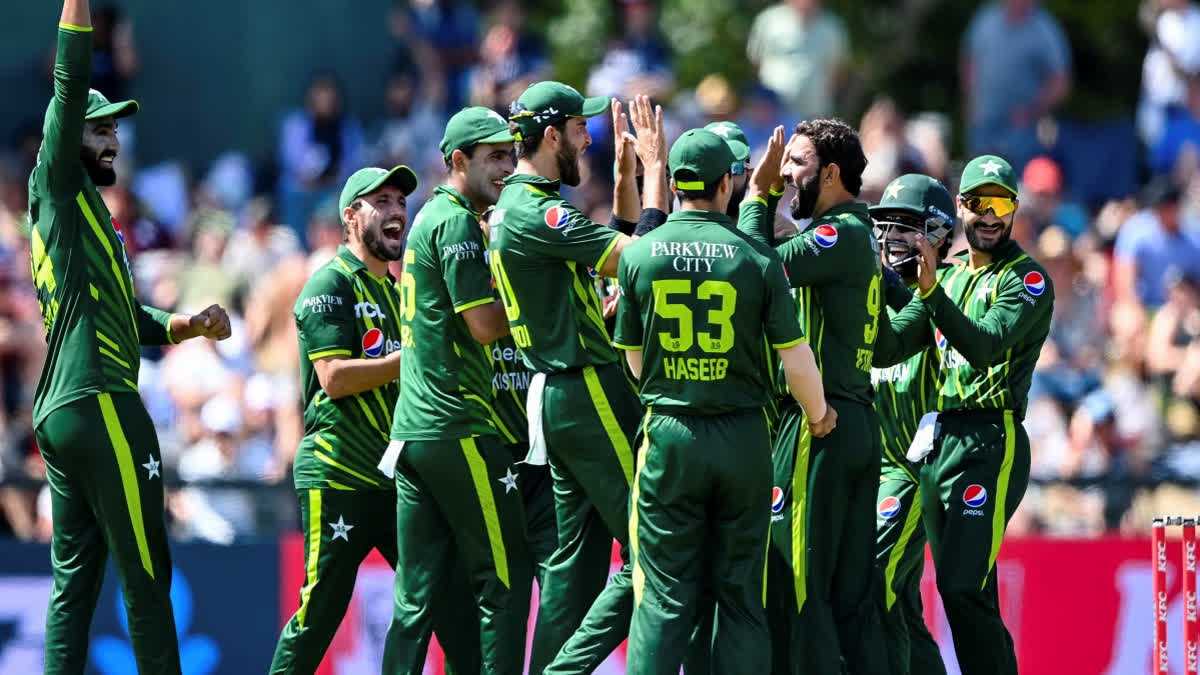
[961,195,1017,217]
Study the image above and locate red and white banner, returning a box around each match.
[279,535,1196,675]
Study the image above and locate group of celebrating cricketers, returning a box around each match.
[30,0,1054,673]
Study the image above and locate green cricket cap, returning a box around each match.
[509,81,609,140]
[959,154,1018,196]
[338,166,419,223]
[703,121,750,162]
[668,129,737,190]
[440,106,516,159]
[870,173,956,226]
[85,88,138,120]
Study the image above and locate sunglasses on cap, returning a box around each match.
[960,194,1017,218]
[731,161,746,176]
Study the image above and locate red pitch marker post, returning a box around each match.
[1157,518,1170,674]
[1154,516,1200,673]
[1186,518,1199,674]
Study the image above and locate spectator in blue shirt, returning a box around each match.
[1114,178,1200,309]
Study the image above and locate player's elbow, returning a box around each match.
[315,361,350,399]
[463,303,511,345]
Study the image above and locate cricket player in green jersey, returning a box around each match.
[614,128,835,675]
[271,165,414,673]
[437,205,560,675]
[738,119,889,675]
[868,174,954,675]
[30,2,232,672]
[490,84,669,673]
[873,155,1053,675]
[383,106,532,675]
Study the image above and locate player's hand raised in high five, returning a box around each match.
[747,125,786,202]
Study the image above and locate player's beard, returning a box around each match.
[362,218,404,262]
[964,216,1012,253]
[80,146,117,187]
[789,172,820,220]
[556,136,582,187]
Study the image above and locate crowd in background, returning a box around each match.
[2,0,1200,543]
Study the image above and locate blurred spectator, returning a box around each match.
[173,395,272,543]
[100,184,174,257]
[369,69,445,194]
[277,72,365,237]
[1019,156,1089,239]
[222,197,303,297]
[736,85,785,150]
[858,97,928,203]
[905,112,952,184]
[960,0,1071,171]
[1113,178,1200,310]
[467,0,551,112]
[394,0,481,111]
[176,209,237,311]
[746,0,847,121]
[1147,269,1200,391]
[1151,78,1200,175]
[1138,0,1200,147]
[587,0,675,101]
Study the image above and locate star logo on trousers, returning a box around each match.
[498,468,519,494]
[142,455,161,480]
[329,515,354,542]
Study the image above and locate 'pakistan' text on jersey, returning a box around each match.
[489,174,622,374]
[871,282,940,481]
[613,210,804,415]
[28,26,175,428]
[391,186,499,441]
[875,238,1054,418]
[490,335,533,447]
[294,246,403,490]
[740,200,884,406]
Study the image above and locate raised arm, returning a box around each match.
[42,0,95,197]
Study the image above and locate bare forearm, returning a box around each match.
[779,343,827,421]
[640,161,669,213]
[61,0,90,28]
[614,169,640,223]
[319,353,401,399]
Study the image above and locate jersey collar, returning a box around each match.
[817,200,870,222]
[503,173,560,192]
[336,244,394,282]
[433,185,479,217]
[668,209,735,228]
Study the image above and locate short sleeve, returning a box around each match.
[612,255,643,350]
[296,273,359,361]
[763,260,805,349]
[437,213,497,313]
[519,198,623,270]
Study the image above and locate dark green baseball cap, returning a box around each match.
[85,88,138,120]
[509,81,609,140]
[440,106,516,160]
[668,129,736,190]
[338,166,418,223]
[959,154,1018,196]
[703,121,750,163]
[870,173,956,226]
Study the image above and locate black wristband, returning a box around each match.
[633,208,668,237]
[608,213,637,235]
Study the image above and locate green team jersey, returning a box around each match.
[488,174,623,374]
[740,199,884,406]
[489,335,533,447]
[871,281,940,481]
[612,209,804,415]
[28,25,176,429]
[391,186,498,441]
[293,246,403,490]
[875,239,1054,418]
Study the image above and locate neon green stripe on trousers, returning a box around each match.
[97,393,154,579]
[462,438,510,588]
